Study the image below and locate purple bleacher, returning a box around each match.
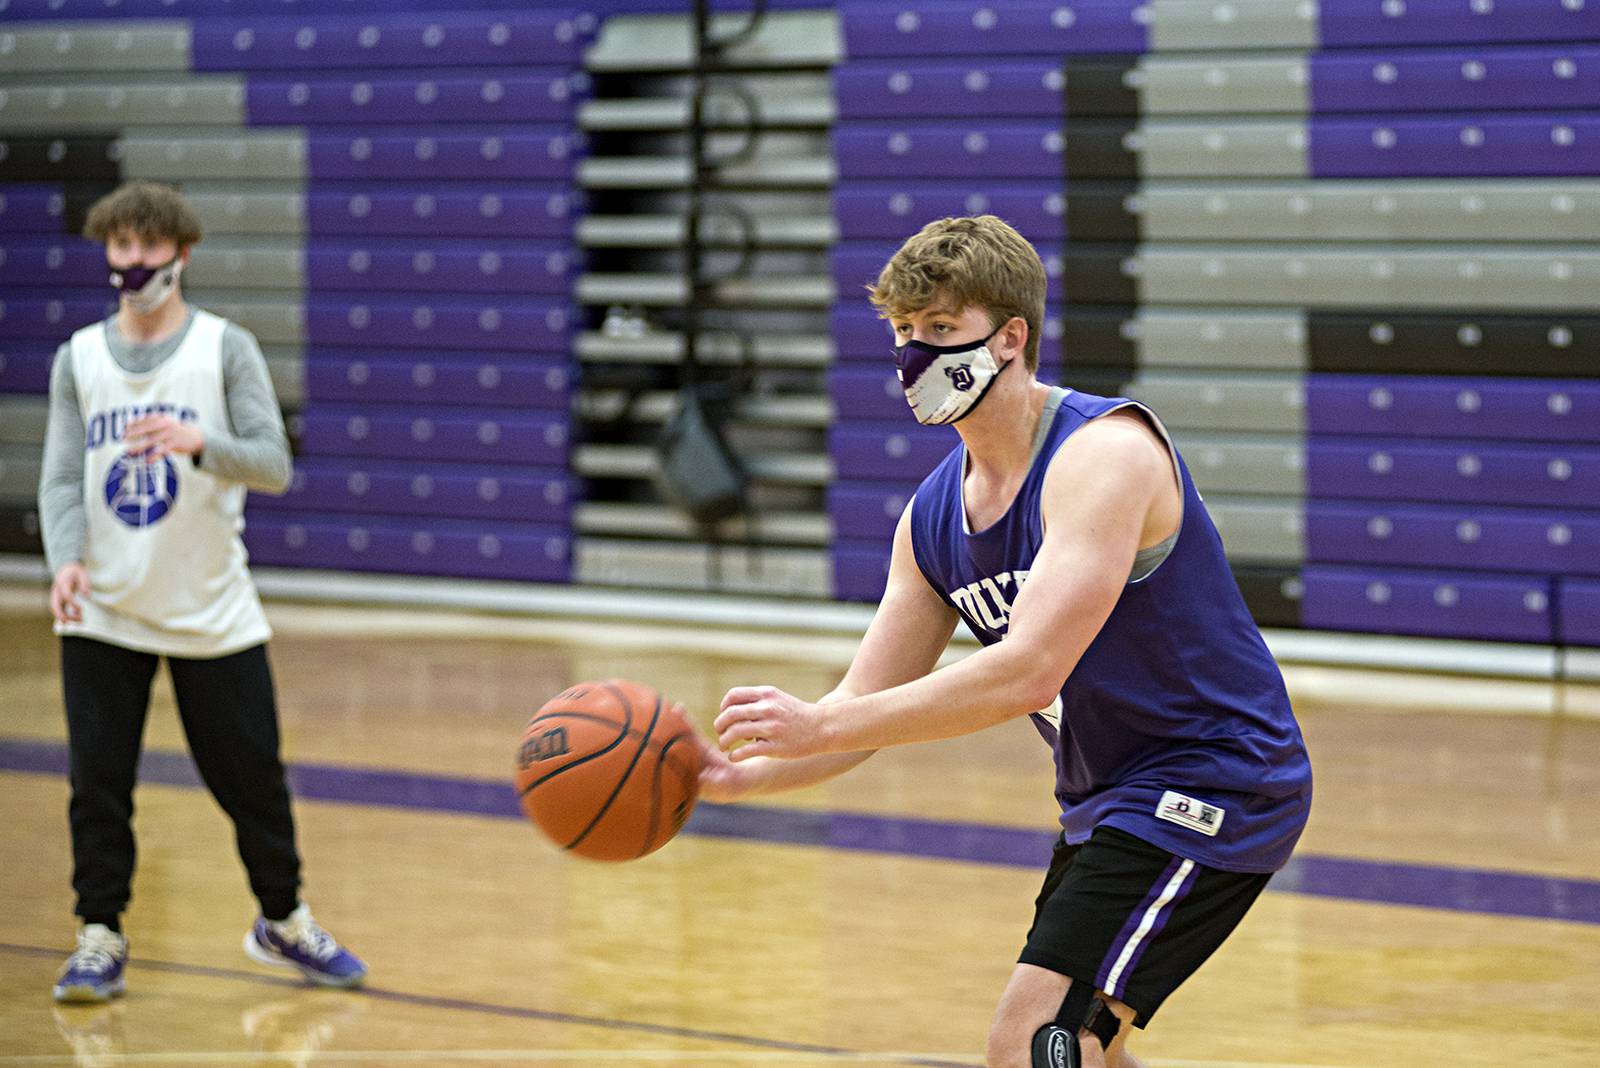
[303,298,571,351]
[243,514,572,583]
[829,423,957,483]
[192,12,584,72]
[1560,579,1600,646]
[308,132,582,181]
[0,187,67,233]
[1307,376,1600,444]
[306,189,581,240]
[0,345,55,394]
[298,406,569,464]
[247,72,584,126]
[1311,115,1600,177]
[1319,0,1600,49]
[834,61,1064,119]
[247,458,571,523]
[305,243,577,296]
[0,0,596,16]
[0,295,117,339]
[833,241,1063,301]
[830,366,914,422]
[1306,440,1600,509]
[0,239,104,289]
[834,124,1063,179]
[1306,503,1600,576]
[829,483,916,543]
[1312,47,1600,114]
[1300,565,1555,643]
[834,184,1063,240]
[304,354,572,409]
[832,540,893,603]
[840,1,1145,58]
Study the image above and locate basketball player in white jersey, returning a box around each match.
[38,182,366,1002]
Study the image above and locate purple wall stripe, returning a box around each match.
[4,737,1599,927]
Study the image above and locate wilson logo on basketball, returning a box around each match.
[518,726,571,766]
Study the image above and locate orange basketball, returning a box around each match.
[514,679,703,861]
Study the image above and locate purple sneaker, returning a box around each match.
[243,904,367,988]
[53,924,128,1003]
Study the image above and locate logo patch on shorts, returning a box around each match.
[1155,790,1224,837]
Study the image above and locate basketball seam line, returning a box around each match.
[564,685,662,853]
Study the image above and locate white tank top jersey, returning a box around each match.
[59,309,272,658]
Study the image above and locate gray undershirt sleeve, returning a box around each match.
[38,342,86,575]
[198,324,293,495]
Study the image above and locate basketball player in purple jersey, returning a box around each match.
[697,216,1312,1068]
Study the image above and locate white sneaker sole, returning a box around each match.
[242,932,366,988]
[53,977,125,1003]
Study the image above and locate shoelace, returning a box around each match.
[64,941,120,975]
[279,919,339,961]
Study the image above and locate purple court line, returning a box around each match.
[0,942,975,1068]
[5,736,1600,927]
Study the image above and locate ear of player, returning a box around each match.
[1030,982,1122,1068]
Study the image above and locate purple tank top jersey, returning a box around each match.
[909,389,1312,873]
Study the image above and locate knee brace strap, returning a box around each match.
[1030,981,1122,1068]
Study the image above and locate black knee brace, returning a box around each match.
[1030,981,1121,1068]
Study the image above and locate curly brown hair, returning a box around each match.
[83,182,203,248]
[867,215,1046,372]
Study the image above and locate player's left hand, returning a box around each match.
[714,685,830,761]
[124,414,204,460]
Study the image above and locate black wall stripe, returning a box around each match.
[1064,181,1142,242]
[1059,306,1139,370]
[0,136,122,183]
[1061,245,1139,305]
[1231,566,1303,630]
[1062,57,1141,118]
[0,505,43,557]
[1308,312,1600,377]
[1062,121,1140,180]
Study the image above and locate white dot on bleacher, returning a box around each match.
[415,138,437,161]
[423,24,445,47]
[965,70,990,92]
[1204,131,1226,152]
[347,529,370,552]
[1372,260,1395,279]
[1549,459,1572,480]
[359,25,380,47]
[477,536,502,559]
[482,137,503,160]
[1458,324,1481,346]
[1052,7,1076,28]
[348,195,371,218]
[1205,195,1228,215]
[295,27,316,50]
[411,475,434,498]
[1382,0,1405,15]
[476,419,503,446]
[1287,195,1310,214]
[1457,455,1481,477]
[895,11,920,32]
[411,532,434,555]
[484,80,505,103]
[1554,58,1577,78]
[348,306,370,329]
[1367,517,1392,539]
[1551,194,1575,213]
[479,252,502,275]
[1045,70,1064,91]
[1552,125,1576,146]
[481,194,503,218]
[1046,193,1064,215]
[547,308,567,331]
[347,415,369,439]
[413,307,434,330]
[1373,194,1396,214]
[347,362,370,385]
[1434,585,1459,607]
[490,22,511,45]
[1123,68,1146,89]
[1525,591,1548,613]
[115,31,132,51]
[416,82,438,105]
[1459,194,1484,214]
[476,366,502,390]
[1368,387,1393,410]
[1120,257,1142,277]
[1213,3,1236,23]
[350,138,371,160]
[1470,0,1493,12]
[1205,67,1227,87]
[889,193,913,215]
[1548,392,1571,415]
[556,19,576,43]
[411,418,434,442]
[1549,523,1572,546]
[480,308,502,331]
[1460,126,1485,147]
[1563,0,1584,10]
[412,252,435,275]
[886,435,910,459]
[1462,61,1486,81]
[973,8,999,29]
[347,250,370,274]
[476,477,501,501]
[414,195,435,217]
[888,133,911,155]
[1549,326,1573,347]
[347,472,370,496]
[1370,323,1394,344]
[1203,258,1223,277]
[233,28,254,51]
[1122,131,1145,151]
[546,368,567,391]
[1372,127,1396,148]
[545,426,567,447]
[1551,260,1573,280]
[1457,389,1481,413]
[286,526,306,548]
[1457,260,1481,279]
[548,138,571,159]
[350,83,372,106]
[1366,582,1391,605]
[1286,259,1306,278]
[1043,131,1063,152]
[288,83,310,106]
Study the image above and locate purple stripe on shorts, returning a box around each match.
[1111,862,1200,996]
[1096,854,1183,994]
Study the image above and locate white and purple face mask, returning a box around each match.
[109,255,182,314]
[894,326,1007,426]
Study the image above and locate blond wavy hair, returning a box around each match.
[84,182,203,248]
[867,215,1046,372]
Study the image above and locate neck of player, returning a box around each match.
[956,369,1052,484]
[118,290,189,346]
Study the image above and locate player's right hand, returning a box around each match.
[50,563,90,624]
[685,713,763,804]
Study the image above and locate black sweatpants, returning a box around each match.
[61,636,301,926]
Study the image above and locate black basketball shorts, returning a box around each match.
[1019,825,1272,1027]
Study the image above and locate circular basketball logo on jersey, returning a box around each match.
[104,452,179,527]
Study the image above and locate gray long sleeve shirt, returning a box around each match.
[37,306,292,574]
